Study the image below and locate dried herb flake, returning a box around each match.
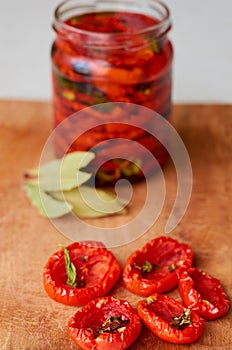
[95,316,129,337]
[170,309,191,330]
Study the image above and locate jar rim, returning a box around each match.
[53,0,171,46]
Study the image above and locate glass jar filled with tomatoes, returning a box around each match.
[51,0,173,184]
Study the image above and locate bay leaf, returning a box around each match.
[26,151,95,178]
[24,184,72,218]
[61,151,95,169]
[23,152,128,219]
[39,170,92,192]
[51,187,127,218]
[24,170,92,192]
[24,151,94,191]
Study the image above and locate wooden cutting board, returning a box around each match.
[0,101,231,350]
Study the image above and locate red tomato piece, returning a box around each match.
[68,296,141,350]
[43,241,121,306]
[178,268,230,320]
[122,236,193,296]
[137,293,205,344]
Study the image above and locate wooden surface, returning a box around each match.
[0,100,232,350]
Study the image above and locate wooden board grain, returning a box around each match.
[0,101,231,350]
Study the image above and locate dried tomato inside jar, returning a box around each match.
[51,0,173,184]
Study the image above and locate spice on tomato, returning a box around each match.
[137,294,205,344]
[43,241,121,306]
[122,236,193,296]
[178,268,230,320]
[68,296,141,350]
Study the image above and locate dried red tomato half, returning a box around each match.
[178,268,230,320]
[43,241,121,306]
[68,296,141,349]
[122,236,193,296]
[137,294,205,344]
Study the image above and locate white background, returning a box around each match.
[0,0,231,102]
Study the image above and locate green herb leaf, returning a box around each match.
[24,184,72,218]
[60,245,77,287]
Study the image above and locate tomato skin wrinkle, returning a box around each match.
[68,296,141,350]
[122,236,193,296]
[43,241,121,306]
[137,294,206,344]
[178,268,230,320]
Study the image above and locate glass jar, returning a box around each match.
[51,0,173,184]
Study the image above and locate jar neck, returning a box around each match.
[53,0,171,50]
